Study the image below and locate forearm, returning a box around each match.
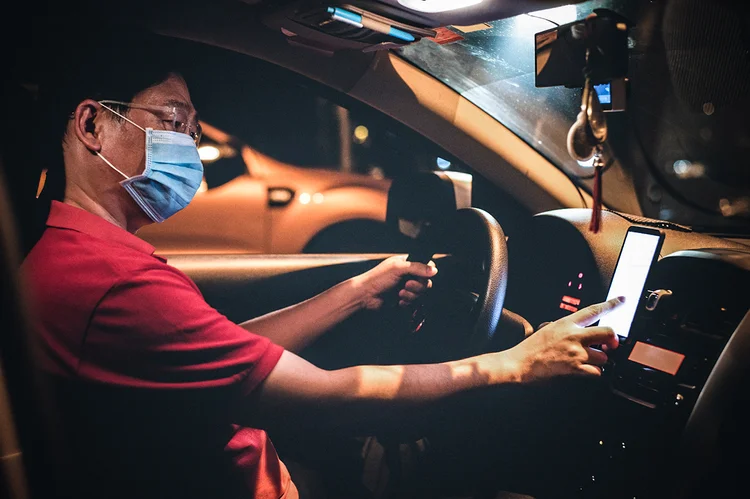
[240,278,365,352]
[252,350,522,434]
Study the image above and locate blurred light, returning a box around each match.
[268,188,293,205]
[659,208,674,219]
[398,0,481,13]
[436,157,451,170]
[312,193,325,204]
[719,197,750,217]
[672,160,705,179]
[197,179,208,194]
[353,125,369,144]
[198,145,221,162]
[516,5,578,34]
[577,157,596,168]
[368,166,385,179]
[673,160,690,175]
[299,192,311,205]
[36,168,48,199]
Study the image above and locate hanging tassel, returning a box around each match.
[589,156,603,233]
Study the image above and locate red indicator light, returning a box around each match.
[562,295,581,306]
[579,273,584,278]
[568,281,572,287]
[560,303,579,313]
[578,284,583,290]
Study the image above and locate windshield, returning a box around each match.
[398,0,750,234]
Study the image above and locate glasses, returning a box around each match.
[98,100,202,145]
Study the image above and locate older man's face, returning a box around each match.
[97,74,199,180]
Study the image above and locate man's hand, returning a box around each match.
[503,296,625,381]
[350,255,437,311]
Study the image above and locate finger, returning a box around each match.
[403,261,438,278]
[585,347,609,366]
[404,280,427,293]
[578,364,603,376]
[399,290,418,302]
[567,296,625,327]
[580,326,618,350]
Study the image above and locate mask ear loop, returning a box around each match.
[96,102,148,180]
[96,151,130,180]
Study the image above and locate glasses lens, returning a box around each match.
[173,108,201,145]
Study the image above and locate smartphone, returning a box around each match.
[598,226,665,339]
[594,78,627,112]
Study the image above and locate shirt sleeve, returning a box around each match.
[79,265,284,395]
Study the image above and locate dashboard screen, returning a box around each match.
[598,229,662,338]
[628,341,685,375]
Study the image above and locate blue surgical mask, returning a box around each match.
[96,104,204,223]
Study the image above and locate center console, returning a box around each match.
[574,249,750,498]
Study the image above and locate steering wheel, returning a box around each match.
[404,207,508,360]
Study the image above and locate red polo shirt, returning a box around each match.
[21,201,297,499]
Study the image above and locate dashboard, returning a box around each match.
[506,208,750,498]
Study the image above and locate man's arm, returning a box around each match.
[240,257,436,352]
[245,297,624,434]
[239,278,364,353]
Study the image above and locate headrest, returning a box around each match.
[386,171,472,238]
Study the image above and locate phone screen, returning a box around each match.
[594,82,611,105]
[598,229,663,338]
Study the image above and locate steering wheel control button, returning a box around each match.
[645,289,673,311]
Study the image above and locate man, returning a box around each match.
[22,29,622,499]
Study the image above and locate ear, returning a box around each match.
[72,99,102,153]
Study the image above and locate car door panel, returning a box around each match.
[168,253,399,369]
[138,175,269,254]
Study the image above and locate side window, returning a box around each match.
[150,42,492,255]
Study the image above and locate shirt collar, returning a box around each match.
[46,201,165,261]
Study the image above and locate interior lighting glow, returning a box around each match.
[398,0,482,14]
[198,145,221,162]
[436,157,451,170]
[312,193,325,204]
[299,192,311,205]
[516,5,578,34]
